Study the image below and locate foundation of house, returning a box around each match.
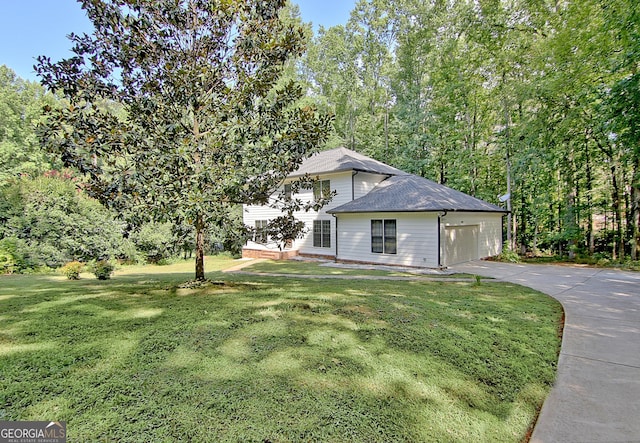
[241,248,300,260]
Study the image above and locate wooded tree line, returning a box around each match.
[299,0,639,260]
[0,66,243,272]
[2,1,329,277]
[1,0,638,271]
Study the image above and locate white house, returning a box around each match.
[242,147,507,267]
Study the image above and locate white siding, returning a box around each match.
[297,172,352,256]
[440,212,503,265]
[335,212,440,267]
[243,189,286,252]
[243,171,364,256]
[353,172,388,199]
[243,170,504,267]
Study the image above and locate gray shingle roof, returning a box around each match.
[291,147,408,177]
[328,174,507,214]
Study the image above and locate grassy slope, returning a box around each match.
[0,258,562,442]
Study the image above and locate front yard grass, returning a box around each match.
[0,257,562,442]
[238,259,478,278]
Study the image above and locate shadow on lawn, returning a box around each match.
[0,272,561,441]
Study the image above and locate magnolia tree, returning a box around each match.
[36,0,333,280]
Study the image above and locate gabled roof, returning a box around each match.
[291,147,408,178]
[328,174,507,214]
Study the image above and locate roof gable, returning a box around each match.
[328,174,507,214]
[291,147,407,177]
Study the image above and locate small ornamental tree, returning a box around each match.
[36,0,333,281]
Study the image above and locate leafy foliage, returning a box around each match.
[60,261,85,280]
[496,248,521,264]
[36,0,333,280]
[88,259,114,280]
[0,65,58,184]
[0,174,125,269]
[0,237,33,274]
[129,222,175,264]
[300,0,640,260]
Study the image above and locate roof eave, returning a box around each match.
[289,167,400,179]
[328,208,509,214]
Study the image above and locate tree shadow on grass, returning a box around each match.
[0,274,561,442]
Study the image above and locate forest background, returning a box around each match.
[1,0,639,273]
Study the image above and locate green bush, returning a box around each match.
[130,222,174,263]
[0,237,34,273]
[0,242,17,274]
[117,239,144,265]
[60,261,84,280]
[89,260,115,280]
[496,247,520,263]
[0,175,125,270]
[624,260,640,271]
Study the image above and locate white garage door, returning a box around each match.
[444,225,479,266]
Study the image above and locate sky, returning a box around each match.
[0,0,356,82]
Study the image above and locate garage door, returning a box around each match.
[444,225,479,266]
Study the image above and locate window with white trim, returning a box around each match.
[371,219,396,254]
[313,220,331,248]
[313,180,331,202]
[255,220,268,244]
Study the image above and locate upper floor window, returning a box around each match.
[313,179,331,202]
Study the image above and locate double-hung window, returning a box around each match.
[371,219,397,254]
[313,220,331,248]
[255,220,268,244]
[313,180,331,202]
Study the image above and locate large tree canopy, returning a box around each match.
[36,0,333,280]
[0,65,57,183]
[301,0,640,261]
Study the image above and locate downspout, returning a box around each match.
[332,213,338,262]
[501,212,506,254]
[351,171,359,200]
[438,211,447,268]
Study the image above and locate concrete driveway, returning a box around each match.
[451,261,640,443]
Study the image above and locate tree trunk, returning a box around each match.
[506,144,513,251]
[584,134,595,255]
[384,107,389,163]
[503,91,514,252]
[195,214,206,281]
[611,164,624,260]
[593,135,624,260]
[519,189,527,255]
[567,144,578,260]
[632,156,640,260]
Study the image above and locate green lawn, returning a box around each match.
[0,257,562,442]
[238,259,477,278]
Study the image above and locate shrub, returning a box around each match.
[624,260,640,272]
[0,242,18,274]
[0,237,34,273]
[496,247,520,263]
[89,260,115,280]
[116,238,144,265]
[130,222,174,263]
[60,261,84,279]
[0,175,126,270]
